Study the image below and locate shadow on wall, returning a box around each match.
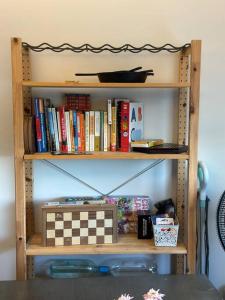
[0,202,15,253]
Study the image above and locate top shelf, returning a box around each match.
[22,81,190,89]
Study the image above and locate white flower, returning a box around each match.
[117,294,134,300]
[143,288,165,300]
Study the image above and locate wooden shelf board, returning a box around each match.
[22,81,190,88]
[26,233,187,256]
[24,152,189,160]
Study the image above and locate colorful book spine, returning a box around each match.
[80,113,85,152]
[59,106,68,152]
[89,111,95,151]
[44,99,51,151]
[52,108,60,151]
[65,111,71,152]
[116,100,122,150]
[85,111,90,152]
[120,102,130,152]
[94,111,100,151]
[77,112,81,151]
[39,98,47,152]
[100,111,104,151]
[69,110,75,152]
[33,98,42,152]
[73,111,78,151]
[111,106,117,152]
[47,108,56,152]
[57,110,62,151]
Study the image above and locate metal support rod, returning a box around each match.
[42,160,105,196]
[105,159,164,196]
[42,159,164,197]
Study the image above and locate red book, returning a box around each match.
[59,106,68,152]
[120,102,130,152]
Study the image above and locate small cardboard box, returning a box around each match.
[42,204,117,246]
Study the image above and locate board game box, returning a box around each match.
[42,204,117,246]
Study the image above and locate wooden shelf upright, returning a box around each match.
[11,37,201,279]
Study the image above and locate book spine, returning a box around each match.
[73,111,78,151]
[59,106,68,152]
[33,98,42,152]
[47,108,56,152]
[85,111,90,152]
[69,110,75,152]
[116,100,122,150]
[44,99,51,151]
[100,111,104,151]
[89,111,95,151]
[80,113,85,152]
[94,111,100,151]
[52,108,60,151]
[65,111,71,152]
[57,110,62,151]
[111,106,117,152]
[107,124,111,151]
[107,99,112,124]
[77,112,81,151]
[39,98,47,152]
[103,111,108,152]
[120,102,130,152]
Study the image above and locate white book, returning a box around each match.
[52,108,60,151]
[89,111,95,151]
[107,99,112,124]
[129,102,144,142]
[94,111,100,151]
[85,111,90,152]
[65,111,71,152]
[103,112,108,152]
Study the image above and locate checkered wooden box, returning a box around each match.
[42,204,118,246]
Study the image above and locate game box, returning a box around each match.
[42,204,117,246]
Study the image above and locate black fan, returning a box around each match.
[217,191,225,251]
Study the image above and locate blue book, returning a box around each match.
[39,98,47,152]
[33,97,43,152]
[73,111,78,151]
[47,108,56,152]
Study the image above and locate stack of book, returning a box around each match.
[31,97,144,154]
[131,139,164,148]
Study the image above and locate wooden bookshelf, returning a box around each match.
[26,233,187,256]
[22,81,190,89]
[12,38,201,279]
[24,152,189,160]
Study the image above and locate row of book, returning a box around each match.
[32,97,144,153]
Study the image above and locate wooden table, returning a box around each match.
[0,274,221,300]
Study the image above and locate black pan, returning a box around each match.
[75,67,154,83]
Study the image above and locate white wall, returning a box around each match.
[1,0,225,294]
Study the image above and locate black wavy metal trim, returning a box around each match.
[22,42,190,53]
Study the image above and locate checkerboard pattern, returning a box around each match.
[44,209,115,246]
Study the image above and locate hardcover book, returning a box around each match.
[94,111,100,151]
[129,103,144,142]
